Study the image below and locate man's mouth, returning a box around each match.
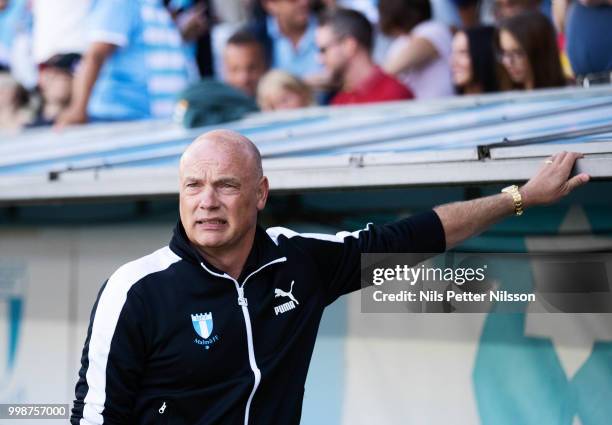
[195,218,228,227]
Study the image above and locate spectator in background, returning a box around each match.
[497,11,565,90]
[554,0,612,86]
[492,0,541,22]
[451,26,510,94]
[30,0,90,66]
[56,0,189,126]
[379,0,454,99]
[252,0,322,78]
[451,0,480,28]
[165,0,215,78]
[316,8,413,105]
[313,0,380,23]
[223,30,268,97]
[34,53,80,125]
[29,0,88,120]
[257,69,313,110]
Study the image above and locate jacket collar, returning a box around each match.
[170,221,286,281]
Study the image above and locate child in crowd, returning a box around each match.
[35,53,80,125]
[257,69,313,111]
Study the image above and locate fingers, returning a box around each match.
[547,151,583,175]
[548,151,559,164]
[566,173,590,192]
[553,150,568,165]
[560,151,584,167]
[53,118,66,131]
[557,151,589,193]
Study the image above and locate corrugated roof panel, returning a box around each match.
[0,86,611,204]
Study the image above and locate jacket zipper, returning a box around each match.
[200,257,287,425]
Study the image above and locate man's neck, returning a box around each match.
[342,54,376,92]
[196,230,256,280]
[278,20,307,48]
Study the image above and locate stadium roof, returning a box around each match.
[0,85,611,205]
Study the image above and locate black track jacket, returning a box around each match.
[72,210,445,424]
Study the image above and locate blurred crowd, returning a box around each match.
[0,0,611,132]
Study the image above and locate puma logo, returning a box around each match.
[275,280,299,304]
[274,281,299,316]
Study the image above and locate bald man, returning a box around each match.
[72,130,589,424]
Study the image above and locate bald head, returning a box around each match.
[178,129,270,268]
[180,129,263,180]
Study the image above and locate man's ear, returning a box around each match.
[256,176,270,211]
[344,37,359,56]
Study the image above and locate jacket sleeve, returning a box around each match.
[71,279,149,424]
[283,210,446,305]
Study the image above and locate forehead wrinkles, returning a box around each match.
[180,130,262,180]
[181,147,251,181]
[184,158,219,177]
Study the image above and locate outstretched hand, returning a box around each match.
[434,151,590,249]
[519,151,590,208]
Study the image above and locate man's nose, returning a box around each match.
[238,71,251,85]
[198,186,220,209]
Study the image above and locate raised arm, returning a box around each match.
[55,42,116,128]
[383,37,439,76]
[434,151,590,249]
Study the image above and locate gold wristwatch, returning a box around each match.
[501,185,523,216]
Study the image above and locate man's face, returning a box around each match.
[315,25,348,84]
[264,0,310,33]
[179,139,268,257]
[223,43,267,97]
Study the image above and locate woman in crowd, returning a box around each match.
[451,26,510,95]
[497,11,566,90]
[379,0,454,99]
[257,69,313,111]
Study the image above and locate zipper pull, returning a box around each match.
[237,286,248,306]
[159,401,167,414]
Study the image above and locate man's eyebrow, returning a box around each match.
[215,177,241,185]
[183,176,201,183]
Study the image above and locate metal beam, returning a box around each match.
[0,154,608,206]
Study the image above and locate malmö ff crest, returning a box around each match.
[192,312,213,338]
[191,312,220,349]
